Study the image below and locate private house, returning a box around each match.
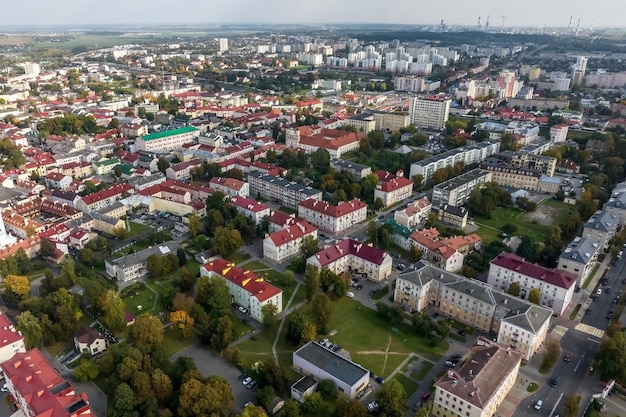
[74,326,106,356]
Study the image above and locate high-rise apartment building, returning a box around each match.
[218,38,228,52]
[571,56,588,86]
[408,96,451,130]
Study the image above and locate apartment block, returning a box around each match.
[409,228,481,272]
[488,252,577,315]
[582,209,621,250]
[343,113,376,134]
[297,198,367,234]
[307,239,392,282]
[263,220,318,264]
[374,177,413,208]
[432,169,492,208]
[230,196,271,225]
[478,159,541,191]
[105,241,179,282]
[248,172,322,209]
[557,237,602,285]
[393,196,432,228]
[409,95,451,130]
[433,337,522,417]
[496,151,557,177]
[135,126,199,152]
[368,110,410,131]
[329,158,372,180]
[209,176,249,198]
[0,313,26,363]
[409,140,500,181]
[394,262,553,361]
[201,258,282,322]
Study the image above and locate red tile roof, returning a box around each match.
[0,313,23,348]
[490,252,576,289]
[231,196,270,213]
[202,258,282,302]
[268,220,317,246]
[377,177,413,192]
[312,239,390,266]
[268,210,298,227]
[80,183,133,205]
[298,129,364,151]
[298,198,366,218]
[209,176,246,191]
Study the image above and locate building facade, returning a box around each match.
[297,199,367,234]
[248,172,322,209]
[135,126,199,152]
[431,169,492,208]
[263,221,318,264]
[230,196,271,225]
[557,237,602,285]
[393,196,432,228]
[409,95,451,130]
[374,177,413,208]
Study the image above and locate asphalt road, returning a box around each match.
[582,254,625,328]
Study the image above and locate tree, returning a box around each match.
[563,395,580,417]
[528,288,541,305]
[213,227,243,257]
[130,315,164,350]
[74,358,100,381]
[241,405,268,417]
[507,282,521,297]
[178,267,196,292]
[311,293,332,334]
[374,197,384,210]
[337,400,367,417]
[261,303,278,328]
[151,369,173,404]
[210,316,232,353]
[157,157,170,173]
[16,311,42,349]
[424,211,437,228]
[188,215,200,237]
[596,331,626,381]
[317,379,337,399]
[376,379,407,417]
[366,221,378,244]
[146,254,164,278]
[301,392,322,414]
[40,238,57,257]
[304,265,320,302]
[281,398,301,417]
[177,247,188,266]
[301,235,320,259]
[255,385,276,410]
[196,276,231,319]
[516,236,539,261]
[113,383,136,415]
[311,148,330,171]
[100,291,126,331]
[4,274,30,302]
[170,310,195,339]
[501,223,517,236]
[301,320,317,343]
[409,246,422,263]
[411,174,424,192]
[178,376,233,417]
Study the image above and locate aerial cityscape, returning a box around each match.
[0,4,625,417]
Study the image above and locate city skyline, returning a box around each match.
[6,0,626,29]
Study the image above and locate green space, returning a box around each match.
[171,260,201,281]
[225,251,251,265]
[582,264,601,289]
[126,221,153,239]
[448,319,475,335]
[278,206,297,215]
[393,373,419,396]
[371,286,390,300]
[449,333,466,343]
[239,260,298,309]
[161,327,197,357]
[121,282,160,318]
[527,382,539,392]
[240,260,271,271]
[413,361,434,381]
[569,304,582,320]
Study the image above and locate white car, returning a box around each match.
[596,288,602,296]
[367,401,379,412]
[1,383,7,393]
[534,400,543,410]
[242,377,252,386]
[346,291,355,298]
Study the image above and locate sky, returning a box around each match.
[8,0,626,28]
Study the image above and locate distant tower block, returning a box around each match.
[569,15,573,32]
[575,18,580,36]
[478,16,481,30]
[485,16,490,29]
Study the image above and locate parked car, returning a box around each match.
[421,392,431,402]
[245,380,257,390]
[237,373,247,381]
[534,400,543,410]
[346,291,355,298]
[367,401,379,412]
[432,312,440,319]
[444,361,456,367]
[457,330,467,337]
[596,288,602,296]
[242,377,252,386]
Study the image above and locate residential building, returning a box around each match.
[409,140,500,181]
[218,38,229,52]
[505,121,539,146]
[343,113,376,133]
[209,177,249,198]
[386,219,414,251]
[105,241,179,281]
[433,337,523,417]
[44,172,72,190]
[135,126,199,152]
[285,127,364,158]
[230,196,271,225]
[165,159,203,181]
[129,172,167,191]
[263,220,318,264]
[496,151,557,177]
[297,198,367,234]
[374,176,413,208]
[0,313,26,363]
[603,188,626,227]
[0,348,97,417]
[409,228,481,272]
[582,210,621,250]
[77,183,134,211]
[74,326,106,356]
[268,211,300,234]
[394,262,553,360]
[557,237,602,285]
[307,239,393,282]
[200,258,282,322]
[92,157,120,175]
[368,110,410,131]
[293,342,369,399]
[488,252,577,315]
[408,95,451,130]
[248,172,322,209]
[329,158,372,180]
[394,196,432,228]
[437,205,469,228]
[478,159,541,191]
[550,124,569,144]
[431,169,492,208]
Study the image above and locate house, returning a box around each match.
[433,337,523,417]
[293,342,369,399]
[77,183,134,211]
[409,228,466,272]
[307,239,393,282]
[268,211,300,234]
[291,375,318,403]
[0,313,26,364]
[105,241,179,281]
[488,252,577,316]
[393,196,431,228]
[230,196,271,225]
[69,229,91,249]
[394,262,553,361]
[374,176,413,208]
[0,348,97,417]
[165,159,203,181]
[330,158,372,180]
[92,157,120,175]
[209,177,249,198]
[44,172,72,190]
[263,221,318,264]
[297,198,367,234]
[436,205,469,228]
[136,126,199,152]
[557,237,602,285]
[200,258,282,322]
[74,326,107,356]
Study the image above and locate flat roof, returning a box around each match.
[434,169,491,192]
[294,342,368,386]
[140,126,199,141]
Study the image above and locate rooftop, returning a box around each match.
[298,198,366,218]
[140,126,199,141]
[490,252,576,289]
[559,237,601,264]
[249,172,322,197]
[433,169,491,192]
[310,239,390,267]
[201,258,282,302]
[294,341,369,386]
[584,209,620,233]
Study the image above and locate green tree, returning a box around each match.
[374,197,384,210]
[409,246,422,263]
[281,398,301,417]
[196,276,231,319]
[304,265,320,302]
[261,303,278,328]
[74,359,100,381]
[563,395,580,417]
[188,214,200,237]
[411,174,424,192]
[146,254,164,278]
[178,267,196,292]
[16,311,42,349]
[301,392,322,414]
[376,379,407,417]
[151,369,173,404]
[311,293,332,334]
[210,316,233,354]
[213,227,243,257]
[301,235,320,258]
[178,376,234,417]
[301,320,317,343]
[113,383,136,415]
[130,315,164,350]
[337,399,367,417]
[157,157,170,173]
[507,282,521,297]
[311,148,330,171]
[528,288,541,304]
[317,379,337,399]
[100,291,126,331]
[516,235,539,261]
[596,330,626,381]
[366,221,378,244]
[4,274,30,302]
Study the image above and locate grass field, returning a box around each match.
[239,260,298,309]
[32,35,154,50]
[394,373,419,396]
[126,221,153,239]
[225,252,251,265]
[162,327,196,357]
[240,260,271,271]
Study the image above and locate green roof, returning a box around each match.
[385,219,413,238]
[93,158,120,167]
[141,126,199,141]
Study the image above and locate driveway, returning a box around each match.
[171,342,257,413]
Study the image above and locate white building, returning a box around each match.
[393,196,432,228]
[230,196,271,225]
[200,258,282,322]
[582,210,621,250]
[374,177,413,208]
[297,199,367,234]
[105,242,179,282]
[248,172,322,209]
[431,169,493,208]
[307,239,393,282]
[218,38,229,53]
[0,313,25,364]
[135,126,199,152]
[263,221,318,264]
[209,177,249,198]
[487,252,577,316]
[550,124,569,144]
[557,237,602,285]
[408,96,451,130]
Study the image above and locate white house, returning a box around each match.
[230,196,271,225]
[263,221,318,264]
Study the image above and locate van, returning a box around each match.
[534,400,543,410]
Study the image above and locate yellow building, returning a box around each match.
[433,337,522,417]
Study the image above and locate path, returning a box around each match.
[271,283,303,363]
[381,334,392,375]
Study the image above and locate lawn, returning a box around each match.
[413,361,434,381]
[225,252,251,265]
[372,286,390,300]
[126,221,153,239]
[394,373,419,396]
[240,260,271,271]
[162,327,197,357]
[240,260,298,309]
[121,283,159,318]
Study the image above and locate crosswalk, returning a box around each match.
[574,323,604,339]
[550,325,569,340]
